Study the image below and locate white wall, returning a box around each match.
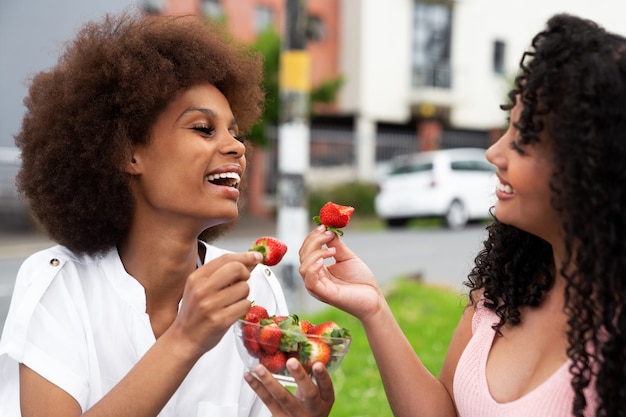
[340,0,626,131]
[339,0,412,123]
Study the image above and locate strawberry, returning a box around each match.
[301,338,332,369]
[313,202,355,236]
[299,319,313,334]
[241,322,262,357]
[249,236,288,266]
[243,304,269,323]
[307,321,351,339]
[259,322,283,354]
[260,350,287,374]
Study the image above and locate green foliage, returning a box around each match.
[308,181,378,218]
[248,27,281,147]
[309,76,345,109]
[307,279,465,417]
[247,28,345,147]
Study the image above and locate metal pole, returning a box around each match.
[277,0,311,312]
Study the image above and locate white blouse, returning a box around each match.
[0,242,288,417]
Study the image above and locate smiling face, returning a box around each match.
[486,100,561,243]
[128,83,246,233]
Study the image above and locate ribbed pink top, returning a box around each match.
[453,300,597,416]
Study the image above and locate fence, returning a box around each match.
[263,125,492,191]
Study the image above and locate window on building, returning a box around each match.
[140,0,164,14]
[307,15,326,41]
[493,40,506,74]
[411,2,452,89]
[254,6,275,33]
[201,0,223,18]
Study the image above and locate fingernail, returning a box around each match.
[316,225,325,232]
[327,247,336,254]
[287,358,299,370]
[244,372,253,382]
[254,365,266,376]
[313,362,324,374]
[251,252,263,262]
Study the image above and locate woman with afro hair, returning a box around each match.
[0,10,334,417]
[290,13,626,417]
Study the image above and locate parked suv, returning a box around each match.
[374,148,496,229]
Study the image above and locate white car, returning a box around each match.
[374,148,496,229]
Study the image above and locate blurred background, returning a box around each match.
[2,0,626,230]
[2,0,626,323]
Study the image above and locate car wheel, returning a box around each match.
[445,200,469,230]
[385,218,409,228]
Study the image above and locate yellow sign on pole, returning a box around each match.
[280,50,311,93]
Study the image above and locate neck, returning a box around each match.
[118,227,201,310]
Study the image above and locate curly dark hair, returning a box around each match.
[465,14,626,417]
[15,10,264,254]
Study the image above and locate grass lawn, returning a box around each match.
[307,278,467,417]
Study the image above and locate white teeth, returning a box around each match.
[206,172,241,187]
[496,180,514,194]
[206,172,241,182]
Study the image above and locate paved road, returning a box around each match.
[1,220,489,332]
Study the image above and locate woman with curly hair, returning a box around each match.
[283,14,625,417]
[0,10,334,417]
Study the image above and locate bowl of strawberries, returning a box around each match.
[234,305,352,386]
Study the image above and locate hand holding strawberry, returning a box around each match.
[249,236,288,266]
[313,201,355,236]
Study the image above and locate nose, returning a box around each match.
[486,132,506,168]
[220,131,246,158]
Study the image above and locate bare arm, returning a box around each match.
[359,299,473,417]
[298,226,475,417]
[20,252,262,417]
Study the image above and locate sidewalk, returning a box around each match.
[0,214,278,258]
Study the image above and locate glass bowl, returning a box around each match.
[233,318,352,386]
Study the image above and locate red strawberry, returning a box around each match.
[259,322,283,354]
[307,321,350,339]
[272,315,289,324]
[313,202,355,236]
[249,237,288,266]
[260,350,287,374]
[241,322,262,357]
[299,320,313,334]
[301,338,332,369]
[243,304,269,323]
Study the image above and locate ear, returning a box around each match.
[124,152,143,175]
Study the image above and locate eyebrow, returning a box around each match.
[177,107,216,121]
[177,107,238,127]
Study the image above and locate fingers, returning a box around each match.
[244,365,293,416]
[298,227,337,277]
[309,362,335,404]
[244,359,334,417]
[198,251,263,279]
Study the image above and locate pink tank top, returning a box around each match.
[453,300,597,416]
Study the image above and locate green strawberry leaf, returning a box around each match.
[312,215,344,236]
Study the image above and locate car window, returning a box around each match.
[450,160,494,172]
[390,161,433,175]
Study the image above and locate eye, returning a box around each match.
[230,130,245,143]
[509,139,527,155]
[191,124,215,137]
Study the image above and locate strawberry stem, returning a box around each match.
[312,216,344,236]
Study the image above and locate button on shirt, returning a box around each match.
[0,242,288,416]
